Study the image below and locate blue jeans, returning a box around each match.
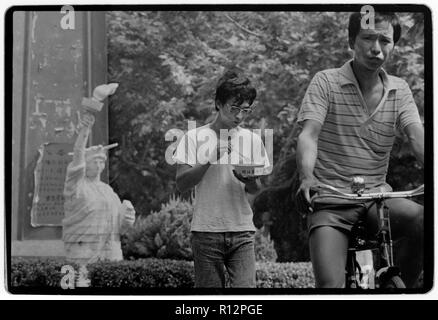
[191,231,256,288]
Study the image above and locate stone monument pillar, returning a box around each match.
[10,9,108,257]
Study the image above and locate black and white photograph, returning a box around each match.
[4,3,433,298]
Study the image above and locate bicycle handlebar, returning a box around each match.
[310,184,424,205]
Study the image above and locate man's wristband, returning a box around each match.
[244,180,260,194]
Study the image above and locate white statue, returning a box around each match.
[62,84,135,265]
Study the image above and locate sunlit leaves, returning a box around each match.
[107,11,424,215]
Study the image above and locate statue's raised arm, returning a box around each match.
[70,111,95,168]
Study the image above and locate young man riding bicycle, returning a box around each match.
[296,11,424,288]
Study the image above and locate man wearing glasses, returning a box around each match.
[173,70,270,288]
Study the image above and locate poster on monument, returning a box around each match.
[30,142,73,227]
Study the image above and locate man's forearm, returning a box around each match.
[405,123,424,167]
[176,163,211,193]
[412,141,424,167]
[297,133,318,181]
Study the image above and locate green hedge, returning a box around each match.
[10,257,314,288]
[87,259,195,288]
[256,262,314,288]
[10,257,79,287]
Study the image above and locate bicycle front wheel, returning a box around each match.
[381,275,406,289]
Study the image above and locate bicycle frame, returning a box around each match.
[310,183,424,289]
[346,197,395,289]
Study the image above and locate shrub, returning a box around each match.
[253,173,311,262]
[122,194,194,260]
[256,262,315,288]
[87,258,195,288]
[10,257,79,287]
[123,194,279,263]
[254,228,278,262]
[11,257,314,289]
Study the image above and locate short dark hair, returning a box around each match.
[215,69,257,111]
[348,11,401,49]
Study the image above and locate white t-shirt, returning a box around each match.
[173,124,270,232]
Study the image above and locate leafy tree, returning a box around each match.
[107,11,424,261]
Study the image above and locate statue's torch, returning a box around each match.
[81,83,119,113]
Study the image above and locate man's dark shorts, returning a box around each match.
[307,201,372,234]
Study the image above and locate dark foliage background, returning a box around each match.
[107,11,424,261]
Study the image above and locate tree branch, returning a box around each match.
[109,171,120,185]
[223,13,262,38]
[118,149,175,181]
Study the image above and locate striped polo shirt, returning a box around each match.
[297,60,422,193]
